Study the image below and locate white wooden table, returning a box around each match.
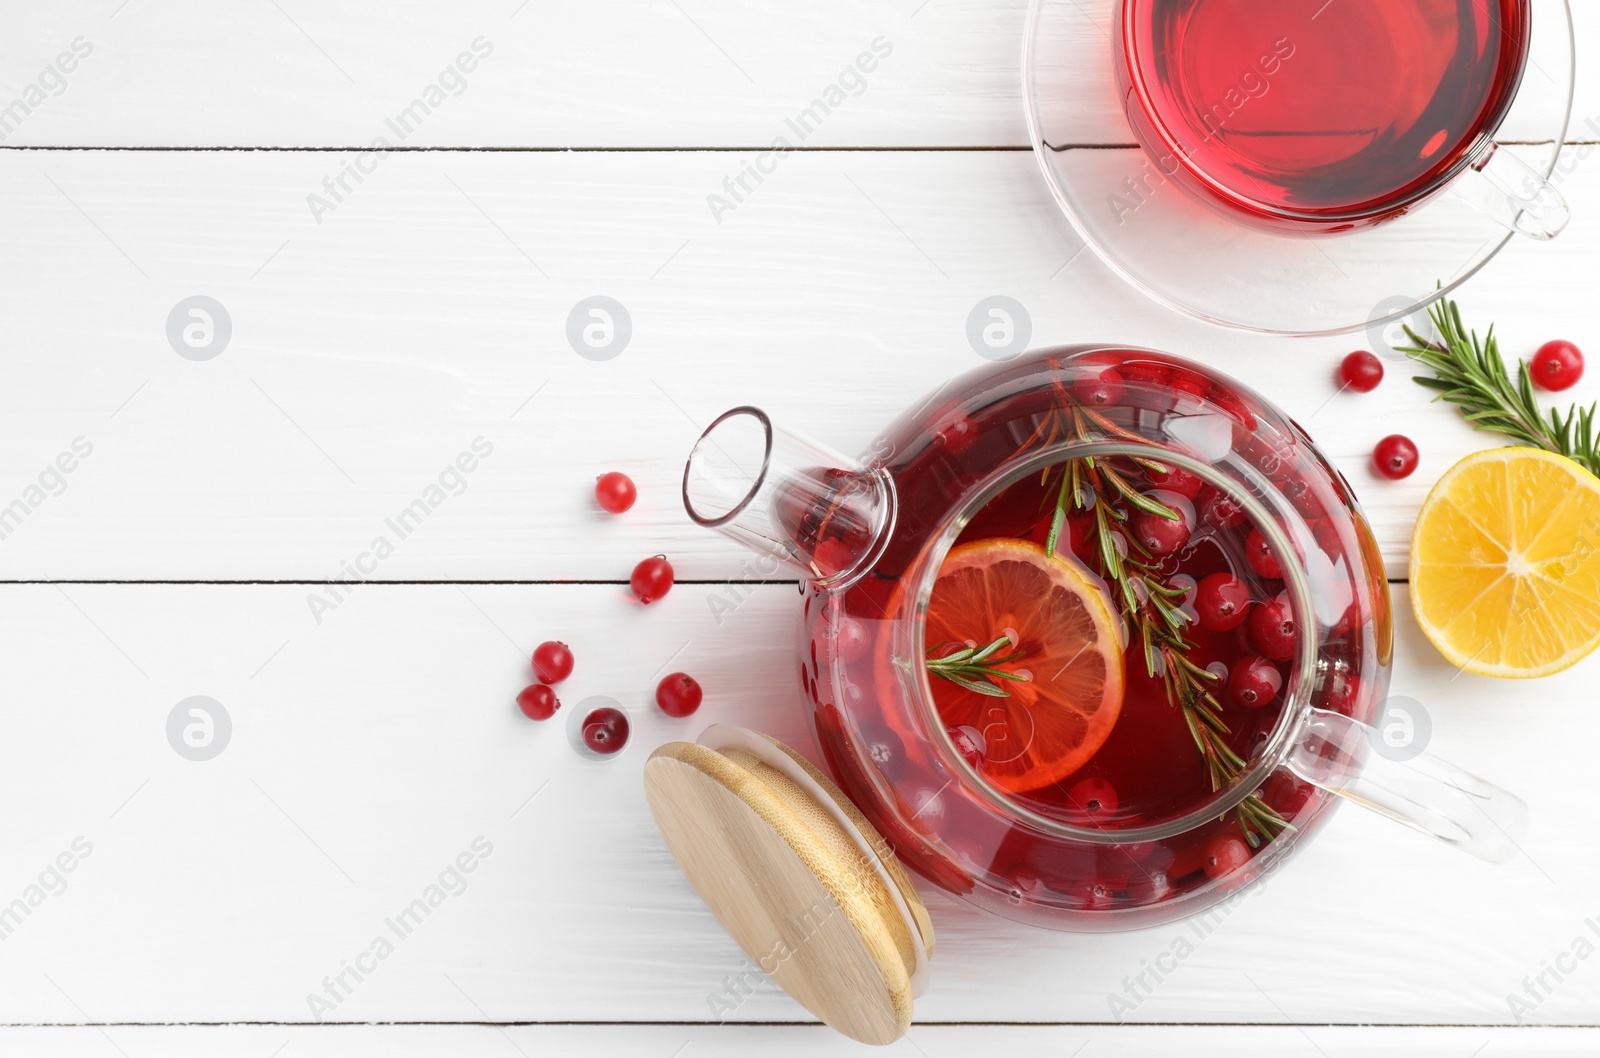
[4,3,1600,1054]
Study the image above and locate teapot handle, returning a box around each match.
[1284,707,1529,863]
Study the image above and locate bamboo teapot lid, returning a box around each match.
[642,724,934,1045]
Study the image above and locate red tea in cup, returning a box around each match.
[1115,0,1534,233]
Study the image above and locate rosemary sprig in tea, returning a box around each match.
[925,636,1030,698]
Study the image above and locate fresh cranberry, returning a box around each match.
[1007,868,1042,903]
[594,471,637,514]
[581,706,630,754]
[1264,772,1315,818]
[1197,485,1246,529]
[1205,384,1258,429]
[1120,358,1172,389]
[1072,365,1125,408]
[1195,573,1250,632]
[1130,504,1191,557]
[655,672,702,717]
[1338,351,1384,393]
[1069,777,1118,819]
[869,729,907,782]
[516,684,559,721]
[1281,475,1325,520]
[531,641,574,684]
[630,555,674,603]
[1202,835,1251,879]
[1228,656,1282,708]
[1244,529,1283,579]
[1168,366,1211,400]
[948,725,985,768]
[1530,340,1583,392]
[1147,463,1204,500]
[1312,517,1344,559]
[1248,593,1297,662]
[933,411,978,454]
[1372,434,1419,480]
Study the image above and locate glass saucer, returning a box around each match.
[1022,0,1574,337]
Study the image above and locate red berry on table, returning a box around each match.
[655,672,703,717]
[1228,656,1283,709]
[1244,529,1283,579]
[1195,572,1251,633]
[1130,505,1191,557]
[1248,593,1298,662]
[581,706,630,755]
[594,471,637,514]
[630,555,675,604]
[1372,434,1419,480]
[516,684,560,721]
[1202,835,1251,879]
[1338,350,1385,393]
[531,641,574,684]
[1068,777,1118,819]
[1530,340,1583,392]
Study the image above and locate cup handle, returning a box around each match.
[1451,141,1571,241]
[1284,708,1530,863]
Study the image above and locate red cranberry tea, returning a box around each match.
[1116,0,1531,229]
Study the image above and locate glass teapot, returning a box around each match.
[648,347,1527,1040]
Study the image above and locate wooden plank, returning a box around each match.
[1,147,1596,581]
[0,582,1594,1025]
[4,1,1596,148]
[1,1024,1597,1057]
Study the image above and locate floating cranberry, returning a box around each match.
[1338,351,1384,393]
[1068,777,1119,819]
[531,641,574,684]
[1147,463,1204,500]
[1202,835,1251,879]
[1130,504,1191,557]
[1372,434,1419,480]
[1197,485,1246,529]
[630,555,675,603]
[1248,593,1298,662]
[947,725,985,768]
[581,706,630,755]
[516,684,560,721]
[1530,340,1583,392]
[1228,656,1283,709]
[594,471,637,514]
[1168,366,1211,400]
[1244,529,1283,579]
[1072,365,1126,408]
[1195,573,1251,632]
[1120,359,1173,389]
[655,672,702,717]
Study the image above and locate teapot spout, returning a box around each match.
[682,406,895,587]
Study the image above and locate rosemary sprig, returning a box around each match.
[1399,297,1600,478]
[926,636,1031,698]
[1042,406,1291,847]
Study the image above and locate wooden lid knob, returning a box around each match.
[643,724,934,1045]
